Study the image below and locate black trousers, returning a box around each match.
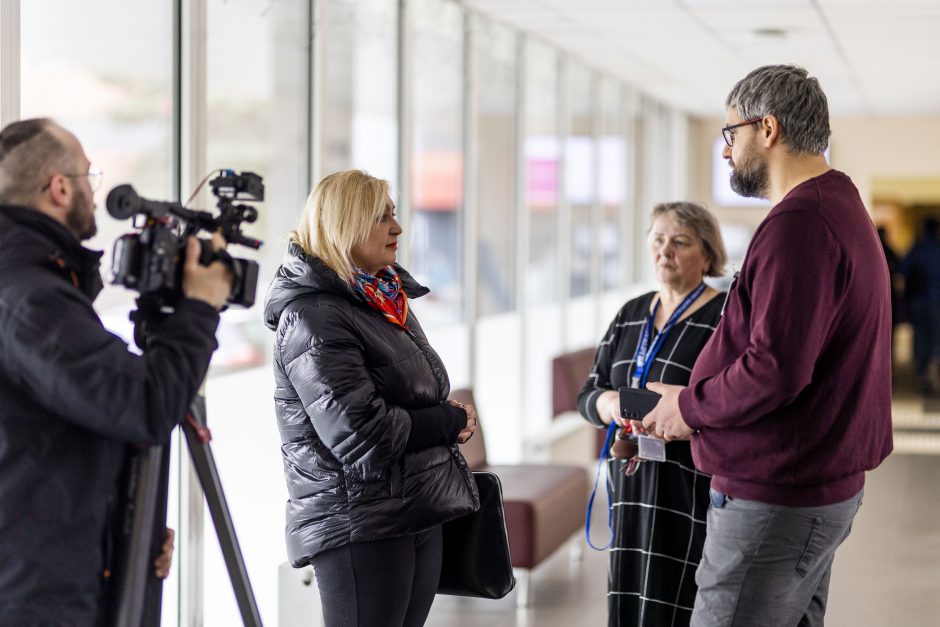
[310,526,443,627]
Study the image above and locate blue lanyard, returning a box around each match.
[631,283,706,388]
[585,422,618,550]
[585,283,705,551]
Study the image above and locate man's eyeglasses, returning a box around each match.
[721,118,762,148]
[41,165,104,193]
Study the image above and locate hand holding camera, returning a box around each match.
[182,234,233,311]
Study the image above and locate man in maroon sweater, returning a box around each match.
[642,65,893,626]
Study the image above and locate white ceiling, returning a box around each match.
[459,0,940,117]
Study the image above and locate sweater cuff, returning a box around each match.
[678,387,703,430]
[404,404,468,452]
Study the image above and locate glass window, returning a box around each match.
[203,1,310,624]
[598,78,626,291]
[524,40,559,306]
[520,40,563,439]
[20,0,174,317]
[566,63,595,299]
[316,0,398,185]
[204,0,310,374]
[408,0,464,324]
[475,17,517,317]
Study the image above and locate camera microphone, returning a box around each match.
[106,185,185,221]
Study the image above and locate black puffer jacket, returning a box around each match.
[264,245,479,566]
[0,204,220,626]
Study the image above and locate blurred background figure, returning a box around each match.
[902,217,940,394]
[878,226,903,367]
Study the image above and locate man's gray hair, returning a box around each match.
[726,65,830,155]
[0,118,73,205]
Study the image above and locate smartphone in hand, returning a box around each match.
[619,387,666,462]
[618,387,662,422]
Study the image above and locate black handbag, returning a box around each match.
[438,471,516,599]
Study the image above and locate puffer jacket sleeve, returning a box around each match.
[278,301,410,481]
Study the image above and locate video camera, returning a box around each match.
[106,170,264,309]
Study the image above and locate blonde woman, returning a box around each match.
[264,170,478,627]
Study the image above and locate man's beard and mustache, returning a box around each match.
[729,140,769,199]
[65,192,97,241]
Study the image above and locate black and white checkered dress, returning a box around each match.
[578,291,724,627]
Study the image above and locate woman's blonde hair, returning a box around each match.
[290,170,391,280]
[649,201,728,278]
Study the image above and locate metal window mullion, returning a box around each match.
[660,104,671,205]
[557,56,571,349]
[0,0,20,126]
[672,109,690,200]
[635,96,653,285]
[170,3,186,624]
[463,9,479,377]
[618,83,631,290]
[589,72,602,335]
[659,104,670,203]
[178,1,208,624]
[396,0,413,269]
[514,33,531,444]
[307,0,320,191]
[633,93,644,286]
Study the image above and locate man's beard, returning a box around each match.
[729,142,769,199]
[66,193,97,241]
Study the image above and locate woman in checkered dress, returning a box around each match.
[578,202,728,627]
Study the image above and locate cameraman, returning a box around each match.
[0,118,232,626]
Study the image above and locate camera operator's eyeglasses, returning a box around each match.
[42,165,104,193]
[721,118,762,148]
[83,166,104,192]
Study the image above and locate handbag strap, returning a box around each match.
[585,422,617,551]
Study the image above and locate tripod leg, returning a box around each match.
[183,395,264,627]
[142,447,171,625]
[105,444,170,627]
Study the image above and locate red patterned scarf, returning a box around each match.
[349,265,409,329]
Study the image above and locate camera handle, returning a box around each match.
[104,303,263,626]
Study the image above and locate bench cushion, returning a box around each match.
[483,463,589,569]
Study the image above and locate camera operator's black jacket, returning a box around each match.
[0,204,220,626]
[264,245,479,566]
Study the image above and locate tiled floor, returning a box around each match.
[826,453,940,626]
[428,374,940,627]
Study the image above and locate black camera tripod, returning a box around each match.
[104,299,263,627]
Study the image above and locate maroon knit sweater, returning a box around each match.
[680,170,893,507]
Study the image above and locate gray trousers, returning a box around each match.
[690,489,863,627]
